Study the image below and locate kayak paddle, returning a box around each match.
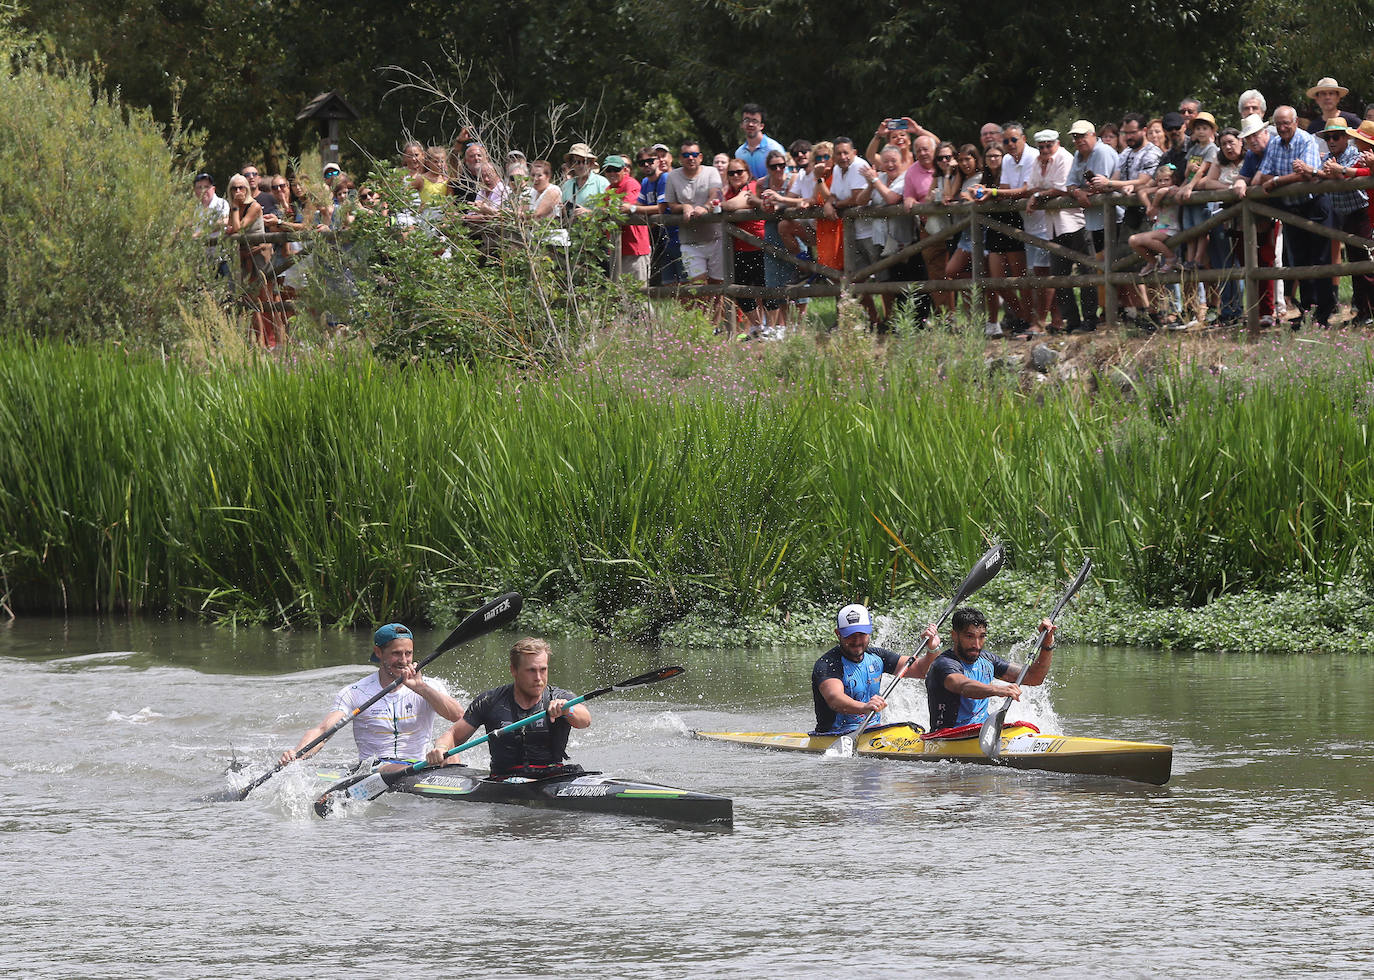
[313,664,685,816]
[830,543,1007,758]
[212,592,522,803]
[979,557,1092,760]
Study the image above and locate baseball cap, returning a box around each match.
[371,623,412,661]
[1068,120,1094,137]
[652,143,670,152]
[836,603,874,638]
[1161,111,1186,131]
[603,154,629,170]
[194,171,214,184]
[323,163,341,177]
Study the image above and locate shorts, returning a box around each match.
[680,241,724,281]
[1026,244,1049,269]
[614,252,650,283]
[984,210,1024,254]
[848,236,887,279]
[1180,204,1207,231]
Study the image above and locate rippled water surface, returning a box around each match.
[4,617,1373,977]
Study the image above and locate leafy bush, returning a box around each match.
[345,170,638,366]
[0,52,199,342]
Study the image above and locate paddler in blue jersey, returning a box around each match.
[811,604,941,734]
[924,607,1055,731]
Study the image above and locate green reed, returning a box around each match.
[2,339,1371,633]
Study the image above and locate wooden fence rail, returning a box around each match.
[637,176,1374,336]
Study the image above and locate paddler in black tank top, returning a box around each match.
[426,637,591,776]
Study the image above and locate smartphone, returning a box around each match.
[888,119,909,131]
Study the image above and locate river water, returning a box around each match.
[3,616,1372,977]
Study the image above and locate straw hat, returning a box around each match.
[1318,118,1352,137]
[1187,111,1218,133]
[1238,115,1268,140]
[1349,120,1374,149]
[563,142,598,164]
[1306,77,1349,99]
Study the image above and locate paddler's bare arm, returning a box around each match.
[1003,619,1056,687]
[279,709,346,765]
[902,623,943,679]
[548,699,591,728]
[819,677,886,714]
[398,665,464,721]
[426,718,477,767]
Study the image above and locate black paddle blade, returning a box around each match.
[434,592,523,655]
[611,665,686,690]
[957,544,1007,603]
[1051,558,1093,620]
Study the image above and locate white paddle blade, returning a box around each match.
[824,734,855,759]
[978,717,1002,759]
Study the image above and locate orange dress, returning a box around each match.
[813,172,843,271]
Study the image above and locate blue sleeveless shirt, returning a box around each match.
[811,645,903,734]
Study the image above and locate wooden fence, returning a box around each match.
[637,176,1374,336]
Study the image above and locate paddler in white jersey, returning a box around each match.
[279,622,465,771]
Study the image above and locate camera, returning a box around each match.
[1082,170,1096,183]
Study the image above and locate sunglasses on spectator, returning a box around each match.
[681,151,701,158]
[242,170,259,177]
[936,154,954,161]
[814,154,831,161]
[1321,133,1347,140]
[637,158,654,165]
[272,183,288,190]
[768,162,787,170]
[1002,137,1020,145]
[727,168,747,176]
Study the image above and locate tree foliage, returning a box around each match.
[17,0,1372,181]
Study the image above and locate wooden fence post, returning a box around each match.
[1243,198,1260,337]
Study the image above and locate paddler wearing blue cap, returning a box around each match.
[278,622,465,770]
[811,604,941,735]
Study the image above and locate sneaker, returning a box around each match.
[984,321,1004,338]
[1165,317,1188,331]
[1259,315,1275,328]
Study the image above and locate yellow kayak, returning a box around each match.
[694,722,1172,785]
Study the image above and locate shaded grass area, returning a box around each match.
[2,323,1372,650]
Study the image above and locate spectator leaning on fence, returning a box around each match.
[1345,122,1374,324]
[560,143,609,217]
[1024,130,1085,335]
[1315,119,1373,323]
[1066,119,1119,331]
[1232,113,1279,326]
[604,154,651,283]
[1259,105,1335,329]
[664,139,726,326]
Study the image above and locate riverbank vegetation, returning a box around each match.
[3,324,1372,651]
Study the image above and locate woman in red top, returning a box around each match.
[722,157,767,336]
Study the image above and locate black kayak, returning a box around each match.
[316,764,733,827]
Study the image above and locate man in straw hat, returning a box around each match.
[1306,77,1361,134]
[1322,120,1374,324]
[560,142,609,218]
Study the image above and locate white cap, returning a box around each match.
[836,603,874,637]
[1033,129,1060,144]
[1068,120,1095,137]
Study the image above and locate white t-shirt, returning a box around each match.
[999,145,1036,191]
[829,160,879,240]
[332,673,444,762]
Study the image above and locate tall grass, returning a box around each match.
[2,337,1371,633]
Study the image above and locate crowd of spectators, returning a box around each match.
[196,79,1374,346]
